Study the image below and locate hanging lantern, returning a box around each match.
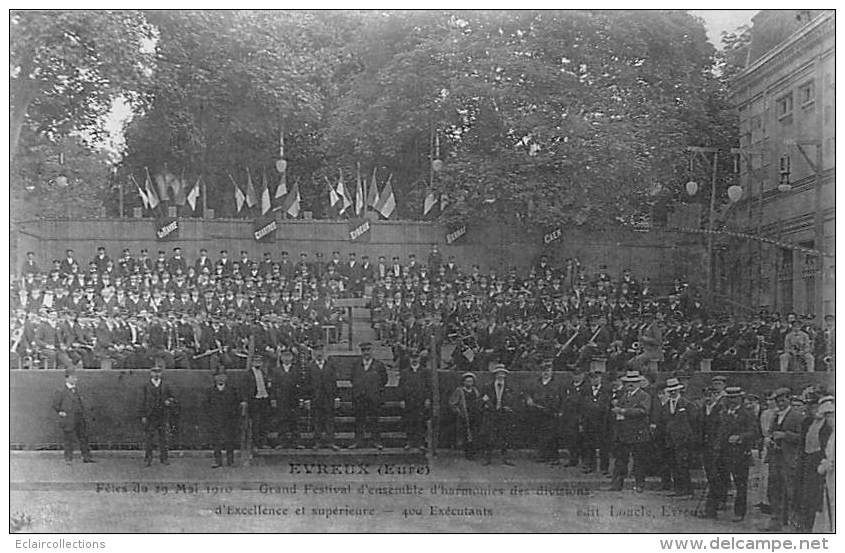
[685,180,698,196]
[55,175,69,188]
[275,159,287,173]
[727,185,743,203]
[431,159,444,172]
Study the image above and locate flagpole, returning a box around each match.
[201,176,207,217]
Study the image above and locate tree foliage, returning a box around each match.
[9,10,154,157]
[15,10,738,227]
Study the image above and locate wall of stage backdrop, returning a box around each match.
[13,217,707,288]
[9,368,834,450]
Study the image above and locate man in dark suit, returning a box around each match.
[703,386,759,521]
[204,372,240,468]
[51,368,95,464]
[609,370,652,492]
[525,360,564,463]
[562,369,588,466]
[762,387,807,531]
[349,342,387,449]
[581,368,612,473]
[481,365,516,466]
[398,351,431,451]
[138,361,177,466]
[274,348,302,448]
[654,377,700,496]
[305,343,339,450]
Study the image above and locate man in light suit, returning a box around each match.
[761,387,807,531]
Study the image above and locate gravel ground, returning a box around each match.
[10,451,775,533]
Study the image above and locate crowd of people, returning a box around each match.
[17,243,834,531]
[448,367,835,531]
[11,244,834,374]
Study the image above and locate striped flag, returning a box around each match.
[260,172,271,215]
[275,169,287,200]
[186,177,201,211]
[282,179,301,218]
[144,168,160,209]
[326,177,340,218]
[131,175,149,209]
[423,190,437,217]
[355,163,364,216]
[337,169,352,216]
[245,169,257,208]
[374,175,396,219]
[229,173,245,213]
[367,167,380,208]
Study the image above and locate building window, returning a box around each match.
[799,81,815,107]
[777,93,793,121]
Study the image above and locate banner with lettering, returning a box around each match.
[348,217,372,243]
[253,215,277,243]
[154,217,180,242]
[445,223,467,245]
[543,226,562,246]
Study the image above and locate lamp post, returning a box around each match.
[686,146,720,293]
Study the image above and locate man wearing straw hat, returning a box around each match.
[609,369,651,492]
[481,364,516,466]
[702,386,758,521]
[654,376,699,497]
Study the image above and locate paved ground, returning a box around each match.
[10,450,776,533]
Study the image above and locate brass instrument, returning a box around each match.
[555,329,580,358]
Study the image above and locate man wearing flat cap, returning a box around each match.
[762,387,807,531]
[703,386,759,521]
[654,377,699,497]
[350,342,388,449]
[449,372,482,459]
[398,350,432,451]
[481,364,516,466]
[52,367,95,465]
[204,372,240,468]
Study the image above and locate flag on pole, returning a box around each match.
[229,173,245,213]
[326,177,341,218]
[337,169,352,216]
[423,189,437,217]
[282,179,301,218]
[275,168,287,200]
[355,163,364,216]
[261,172,271,215]
[169,171,186,206]
[144,168,160,209]
[374,175,396,219]
[155,172,170,202]
[186,177,201,211]
[367,167,380,208]
[131,175,149,209]
[440,193,448,213]
[245,169,257,208]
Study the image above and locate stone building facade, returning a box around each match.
[724,10,834,319]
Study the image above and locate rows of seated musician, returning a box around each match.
[381,254,833,374]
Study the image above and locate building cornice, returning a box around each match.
[732,11,834,93]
